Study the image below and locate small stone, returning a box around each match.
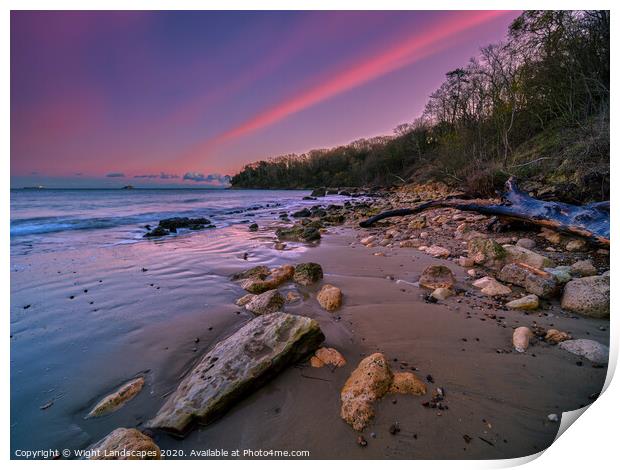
[357,435,367,447]
[513,327,533,353]
[244,289,285,315]
[360,236,376,246]
[234,293,256,306]
[389,422,401,435]
[516,238,536,249]
[506,294,539,310]
[87,428,161,460]
[310,347,346,368]
[431,287,454,301]
[293,263,323,286]
[561,275,609,318]
[248,223,259,232]
[86,377,145,418]
[389,372,427,396]
[419,265,456,289]
[570,260,597,277]
[317,284,343,311]
[458,257,475,268]
[547,413,559,422]
[565,239,586,252]
[425,245,450,258]
[545,329,571,345]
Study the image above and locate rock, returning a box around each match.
[158,217,211,231]
[513,327,533,353]
[571,260,597,277]
[248,223,258,232]
[408,217,426,229]
[516,238,536,249]
[235,293,256,307]
[566,239,586,252]
[293,263,324,286]
[231,265,270,281]
[561,275,610,318]
[285,291,301,303]
[503,245,555,269]
[419,265,455,289]
[244,289,285,315]
[291,208,311,218]
[274,242,286,250]
[545,329,571,345]
[473,277,511,296]
[88,428,161,460]
[539,228,561,244]
[388,372,427,396]
[545,266,572,284]
[467,269,477,277]
[458,256,475,267]
[310,347,346,368]
[86,377,145,418]
[399,239,422,248]
[498,263,529,286]
[311,188,326,197]
[547,414,559,422]
[505,294,539,310]
[559,339,609,364]
[276,225,321,242]
[525,273,560,299]
[467,238,507,268]
[425,245,450,258]
[340,353,393,431]
[431,287,454,301]
[240,265,294,294]
[150,312,324,434]
[360,235,377,246]
[317,284,343,311]
[143,226,170,238]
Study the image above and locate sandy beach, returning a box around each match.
[10,189,609,459]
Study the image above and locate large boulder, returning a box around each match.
[561,275,610,318]
[317,284,343,311]
[276,225,321,242]
[86,377,144,418]
[88,428,161,460]
[310,188,326,197]
[560,339,609,364]
[340,353,393,431]
[419,265,455,289]
[149,313,324,434]
[293,263,324,286]
[503,245,555,269]
[158,217,211,231]
[467,238,507,268]
[244,290,285,315]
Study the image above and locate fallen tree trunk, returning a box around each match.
[360,177,610,246]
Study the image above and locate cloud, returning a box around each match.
[159,172,179,179]
[105,172,125,177]
[133,174,158,178]
[183,172,231,184]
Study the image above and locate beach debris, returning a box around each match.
[149,312,324,434]
[559,339,609,364]
[561,275,609,318]
[419,265,455,289]
[317,284,343,311]
[293,262,324,286]
[505,294,539,310]
[86,377,145,419]
[512,327,533,353]
[545,329,571,345]
[570,260,597,277]
[87,428,161,460]
[244,289,285,315]
[310,347,346,368]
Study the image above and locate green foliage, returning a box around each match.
[231,11,609,201]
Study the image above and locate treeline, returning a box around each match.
[231,11,609,201]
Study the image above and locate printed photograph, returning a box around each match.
[9,7,610,461]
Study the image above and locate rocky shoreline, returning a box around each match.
[78,184,609,459]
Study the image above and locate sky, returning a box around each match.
[11,10,520,188]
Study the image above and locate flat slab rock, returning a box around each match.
[149,312,324,434]
[86,377,144,418]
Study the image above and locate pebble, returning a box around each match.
[547,413,559,422]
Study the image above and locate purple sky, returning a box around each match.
[11,10,519,188]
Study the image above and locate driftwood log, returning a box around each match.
[360,178,610,246]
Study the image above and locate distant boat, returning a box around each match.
[23,185,45,189]
[121,185,135,190]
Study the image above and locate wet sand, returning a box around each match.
[11,211,608,459]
